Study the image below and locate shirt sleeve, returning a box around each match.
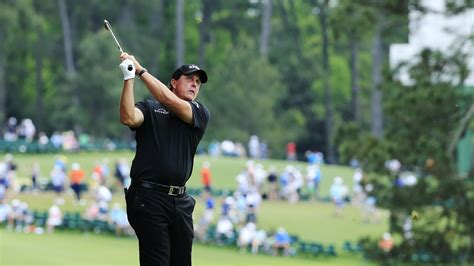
[129,100,148,131]
[189,101,210,132]
[135,100,147,116]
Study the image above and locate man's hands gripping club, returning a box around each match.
[119,52,145,80]
[119,59,135,80]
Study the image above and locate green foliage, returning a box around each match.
[354,48,474,263]
[201,40,290,156]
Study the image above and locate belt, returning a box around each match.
[132,179,186,196]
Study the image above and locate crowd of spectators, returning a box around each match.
[191,151,383,256]
[0,125,388,256]
[1,116,130,153]
[0,152,134,237]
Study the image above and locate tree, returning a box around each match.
[175,0,184,66]
[358,47,472,264]
[331,0,373,123]
[259,0,272,57]
[314,0,335,163]
[200,40,288,156]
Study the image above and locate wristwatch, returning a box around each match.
[138,68,148,77]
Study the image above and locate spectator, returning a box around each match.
[378,232,393,252]
[4,153,18,192]
[208,140,220,157]
[248,135,260,159]
[200,161,212,192]
[7,199,21,231]
[238,222,257,252]
[196,194,215,241]
[18,118,35,142]
[50,165,66,203]
[286,142,296,161]
[69,163,85,205]
[216,216,235,245]
[95,185,112,204]
[62,131,79,151]
[363,195,380,224]
[234,142,247,158]
[114,158,130,189]
[50,131,63,149]
[0,198,11,224]
[272,227,291,256]
[352,168,364,206]
[46,204,63,233]
[221,140,237,157]
[92,161,106,186]
[4,117,18,142]
[266,167,278,201]
[329,176,348,216]
[37,132,49,152]
[305,150,318,165]
[53,155,68,172]
[259,140,269,160]
[251,229,267,254]
[0,159,9,193]
[109,203,131,236]
[31,161,40,191]
[306,165,322,201]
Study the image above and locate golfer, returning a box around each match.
[119,52,210,266]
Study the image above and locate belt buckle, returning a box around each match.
[168,185,181,196]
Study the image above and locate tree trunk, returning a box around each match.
[318,0,335,163]
[176,0,184,66]
[0,31,5,127]
[57,0,75,73]
[277,0,303,62]
[350,32,360,123]
[259,0,272,57]
[199,0,213,67]
[149,0,164,73]
[371,15,384,139]
[58,0,81,133]
[34,28,45,131]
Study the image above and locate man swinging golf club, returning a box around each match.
[118,44,210,265]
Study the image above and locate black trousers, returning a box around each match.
[125,183,196,266]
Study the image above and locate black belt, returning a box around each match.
[132,179,186,196]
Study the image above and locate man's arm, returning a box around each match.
[119,65,144,128]
[121,53,193,124]
[140,72,193,124]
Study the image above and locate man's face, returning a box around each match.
[171,73,202,101]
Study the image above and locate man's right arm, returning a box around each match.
[119,79,144,128]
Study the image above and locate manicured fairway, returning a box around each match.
[0,229,371,266]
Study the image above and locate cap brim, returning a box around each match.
[185,69,208,83]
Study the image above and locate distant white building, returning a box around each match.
[390,0,474,85]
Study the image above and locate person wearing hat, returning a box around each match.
[118,52,210,266]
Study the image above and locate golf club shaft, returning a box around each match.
[104,20,123,53]
[104,20,132,71]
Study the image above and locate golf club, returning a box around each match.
[104,19,133,71]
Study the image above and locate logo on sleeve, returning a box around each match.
[154,108,169,115]
[191,101,200,109]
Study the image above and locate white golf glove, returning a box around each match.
[119,59,135,80]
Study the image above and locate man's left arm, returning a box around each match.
[121,53,193,124]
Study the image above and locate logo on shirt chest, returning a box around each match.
[154,108,169,115]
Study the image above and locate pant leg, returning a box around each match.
[126,185,173,266]
[169,194,196,266]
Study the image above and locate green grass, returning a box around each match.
[0,229,371,266]
[4,151,386,265]
[11,191,387,247]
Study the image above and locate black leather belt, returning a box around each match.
[132,179,186,196]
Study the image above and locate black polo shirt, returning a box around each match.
[130,99,210,186]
